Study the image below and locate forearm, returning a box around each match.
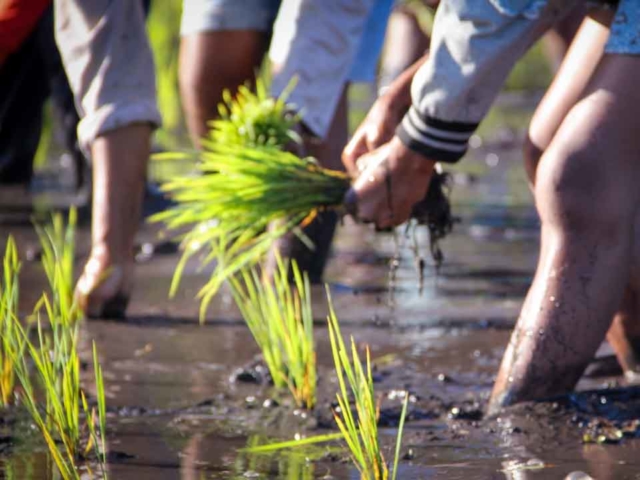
[398,0,581,163]
[381,55,428,115]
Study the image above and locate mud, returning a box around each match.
[2,96,640,479]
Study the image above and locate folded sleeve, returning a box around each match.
[397,0,580,163]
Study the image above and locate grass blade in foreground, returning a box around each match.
[154,144,350,319]
[34,207,79,324]
[327,291,387,480]
[0,237,24,407]
[244,291,410,480]
[230,256,316,409]
[11,210,109,479]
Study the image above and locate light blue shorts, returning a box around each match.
[605,0,640,55]
[180,0,281,35]
[180,0,395,83]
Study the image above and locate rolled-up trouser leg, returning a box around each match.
[53,0,161,151]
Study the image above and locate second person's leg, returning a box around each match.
[179,0,279,147]
[522,8,640,377]
[490,52,640,413]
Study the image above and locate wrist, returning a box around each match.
[390,136,436,173]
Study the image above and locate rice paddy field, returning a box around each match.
[3,90,640,479]
[3,4,640,479]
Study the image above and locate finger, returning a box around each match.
[342,131,369,177]
[365,124,393,152]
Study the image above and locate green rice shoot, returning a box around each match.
[0,237,24,407]
[327,291,387,480]
[153,78,350,320]
[83,341,109,477]
[10,210,109,479]
[34,208,79,325]
[242,291,410,480]
[207,77,301,148]
[230,256,316,409]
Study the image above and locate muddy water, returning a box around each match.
[2,97,640,479]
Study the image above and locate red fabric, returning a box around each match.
[0,0,51,59]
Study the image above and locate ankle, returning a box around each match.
[88,242,134,267]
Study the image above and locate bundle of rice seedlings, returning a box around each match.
[230,256,316,409]
[327,292,409,480]
[155,144,350,319]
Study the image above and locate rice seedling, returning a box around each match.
[243,291,410,480]
[0,237,24,407]
[155,79,452,319]
[230,256,316,409]
[83,341,108,476]
[34,207,79,325]
[9,209,109,479]
[13,312,109,479]
[327,290,409,480]
[13,310,83,479]
[326,295,386,480]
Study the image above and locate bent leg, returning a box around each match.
[523,8,640,378]
[75,124,151,318]
[489,53,640,413]
[179,30,270,146]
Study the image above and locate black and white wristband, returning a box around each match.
[396,106,477,163]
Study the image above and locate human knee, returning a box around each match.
[535,142,630,238]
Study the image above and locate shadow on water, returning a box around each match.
[3,98,640,479]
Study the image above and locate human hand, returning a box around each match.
[342,93,406,177]
[345,136,436,229]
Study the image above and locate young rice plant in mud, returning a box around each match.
[12,210,109,479]
[243,292,409,480]
[34,207,80,325]
[327,291,409,480]
[230,257,316,409]
[0,237,24,407]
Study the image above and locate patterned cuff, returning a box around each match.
[396,106,477,163]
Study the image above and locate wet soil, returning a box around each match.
[2,96,640,479]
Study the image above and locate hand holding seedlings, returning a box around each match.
[345,136,436,229]
[342,56,427,178]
